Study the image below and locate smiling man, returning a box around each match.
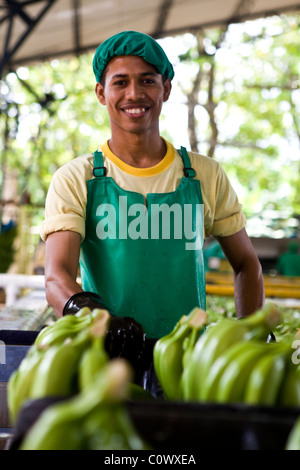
[40,31,264,352]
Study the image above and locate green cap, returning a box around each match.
[93,30,174,82]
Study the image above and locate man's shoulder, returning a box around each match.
[186,150,221,176]
[54,153,94,180]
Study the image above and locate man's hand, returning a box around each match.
[62,291,109,315]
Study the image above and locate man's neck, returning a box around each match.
[108,133,167,168]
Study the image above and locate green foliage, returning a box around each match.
[0,224,17,272]
[175,15,300,229]
[1,54,111,211]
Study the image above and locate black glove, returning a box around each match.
[104,316,151,381]
[62,291,109,315]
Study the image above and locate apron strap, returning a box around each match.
[92,150,107,177]
[178,146,196,178]
[93,147,196,178]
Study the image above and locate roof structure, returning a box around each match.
[1,0,300,77]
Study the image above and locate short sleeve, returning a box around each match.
[40,157,91,241]
[210,164,246,237]
[189,152,246,238]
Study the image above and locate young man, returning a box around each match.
[40,31,264,342]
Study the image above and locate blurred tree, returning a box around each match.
[0,54,111,271]
[0,54,111,214]
[175,14,300,227]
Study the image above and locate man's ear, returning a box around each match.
[95,82,106,105]
[163,78,172,103]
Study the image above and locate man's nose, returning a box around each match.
[126,80,145,100]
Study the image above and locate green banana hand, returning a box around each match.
[8,309,111,422]
[20,359,133,450]
[240,302,282,332]
[29,341,83,399]
[78,309,111,390]
[35,308,107,347]
[153,308,207,400]
[78,337,108,391]
[214,341,273,404]
[279,365,300,408]
[7,345,46,424]
[30,311,111,398]
[154,322,192,400]
[182,319,249,400]
[199,340,259,402]
[182,302,282,401]
[182,310,207,371]
[83,404,150,450]
[244,344,289,406]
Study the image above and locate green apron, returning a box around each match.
[80,146,206,339]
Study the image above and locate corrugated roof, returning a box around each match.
[1,0,300,76]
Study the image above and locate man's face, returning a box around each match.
[95,55,171,138]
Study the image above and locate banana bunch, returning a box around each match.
[180,302,300,408]
[7,343,46,424]
[153,307,207,400]
[7,308,111,424]
[244,343,293,407]
[78,335,109,391]
[19,359,150,450]
[34,307,106,347]
[182,302,282,401]
[201,340,293,405]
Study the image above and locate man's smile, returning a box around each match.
[121,106,150,118]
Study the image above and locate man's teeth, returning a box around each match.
[126,108,146,114]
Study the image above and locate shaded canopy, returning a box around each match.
[1,0,300,77]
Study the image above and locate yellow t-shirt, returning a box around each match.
[40,140,246,241]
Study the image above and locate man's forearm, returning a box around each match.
[45,273,83,317]
[233,260,265,318]
[216,230,265,318]
[44,231,84,316]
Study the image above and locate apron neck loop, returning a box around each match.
[178,146,196,178]
[93,146,196,179]
[93,150,107,177]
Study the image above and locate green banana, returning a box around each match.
[30,310,111,398]
[29,341,83,399]
[182,302,281,401]
[153,307,207,400]
[182,310,207,370]
[20,359,133,450]
[8,309,111,423]
[35,308,107,347]
[214,341,275,404]
[244,345,289,406]
[128,383,154,401]
[78,309,111,390]
[279,365,300,408]
[7,345,46,424]
[112,405,150,450]
[74,307,96,318]
[83,404,150,450]
[35,318,90,347]
[154,323,191,400]
[78,337,108,391]
[199,340,260,402]
[182,319,249,400]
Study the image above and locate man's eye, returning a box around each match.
[113,80,126,86]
